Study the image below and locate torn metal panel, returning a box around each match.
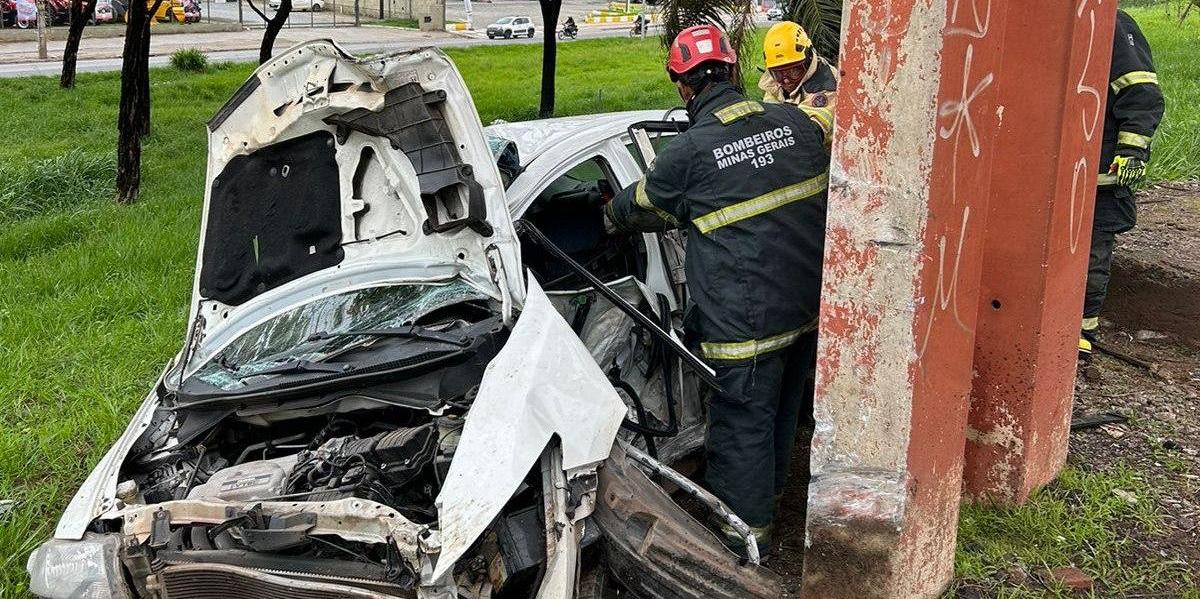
[594,443,783,599]
[433,273,626,580]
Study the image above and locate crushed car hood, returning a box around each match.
[178,40,524,380]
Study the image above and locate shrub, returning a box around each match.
[170,48,208,72]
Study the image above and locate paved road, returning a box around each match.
[199,0,621,29]
[0,20,641,77]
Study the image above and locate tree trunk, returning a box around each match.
[259,0,291,64]
[137,1,161,138]
[60,0,99,88]
[116,0,157,203]
[35,0,48,59]
[537,0,561,118]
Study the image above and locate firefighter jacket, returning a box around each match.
[1096,9,1165,233]
[758,56,838,144]
[606,82,830,362]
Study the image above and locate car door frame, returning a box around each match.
[506,136,678,309]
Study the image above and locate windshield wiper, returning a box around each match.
[242,359,355,379]
[306,325,471,348]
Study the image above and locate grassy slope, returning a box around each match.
[0,8,1195,595]
[1130,4,1200,182]
[0,37,678,595]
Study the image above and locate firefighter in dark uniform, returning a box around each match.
[1081,9,1165,360]
[605,24,829,548]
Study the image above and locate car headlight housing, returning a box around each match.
[27,534,130,599]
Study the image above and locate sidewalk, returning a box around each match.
[0,24,452,64]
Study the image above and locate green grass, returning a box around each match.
[1125,4,1200,181]
[952,466,1196,597]
[377,17,420,28]
[0,14,1197,596]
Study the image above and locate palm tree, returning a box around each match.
[656,0,843,82]
[783,0,842,59]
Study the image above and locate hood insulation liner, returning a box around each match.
[199,131,346,306]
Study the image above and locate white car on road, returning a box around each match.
[268,0,324,11]
[487,15,535,39]
[766,6,783,20]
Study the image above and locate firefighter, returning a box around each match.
[1081,9,1164,361]
[759,21,838,144]
[605,24,829,549]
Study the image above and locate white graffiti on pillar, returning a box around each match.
[918,0,994,359]
[1069,0,1105,254]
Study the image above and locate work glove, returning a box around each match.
[1109,153,1147,188]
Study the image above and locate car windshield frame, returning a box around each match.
[182,277,489,393]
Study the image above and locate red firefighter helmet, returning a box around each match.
[667,24,738,76]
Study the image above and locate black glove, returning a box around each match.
[1109,152,1147,187]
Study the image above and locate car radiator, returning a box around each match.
[157,563,407,599]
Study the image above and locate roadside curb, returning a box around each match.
[584,14,657,24]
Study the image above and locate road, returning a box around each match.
[0,19,646,77]
[197,0,624,28]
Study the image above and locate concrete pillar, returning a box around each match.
[964,1,1117,502]
[802,0,1008,596]
[412,0,444,30]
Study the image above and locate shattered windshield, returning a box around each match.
[189,279,485,391]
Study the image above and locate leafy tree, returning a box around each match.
[784,0,842,59]
[657,0,757,84]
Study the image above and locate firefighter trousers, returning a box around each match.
[704,331,817,528]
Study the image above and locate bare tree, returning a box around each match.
[245,0,293,64]
[116,0,164,204]
[537,0,562,118]
[60,0,100,88]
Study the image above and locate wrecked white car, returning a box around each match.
[27,41,781,599]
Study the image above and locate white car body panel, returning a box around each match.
[432,274,625,579]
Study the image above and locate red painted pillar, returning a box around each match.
[802,1,1007,596]
[964,0,1117,503]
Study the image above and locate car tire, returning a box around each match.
[487,33,494,38]
[504,29,511,38]
[528,28,534,37]
[311,2,322,11]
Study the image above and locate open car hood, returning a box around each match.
[178,40,523,380]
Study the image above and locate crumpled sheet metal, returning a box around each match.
[594,443,783,599]
[432,273,626,580]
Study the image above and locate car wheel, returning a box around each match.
[311,2,322,11]
[504,29,511,38]
[528,28,534,37]
[487,33,494,38]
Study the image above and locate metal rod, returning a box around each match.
[515,220,719,390]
